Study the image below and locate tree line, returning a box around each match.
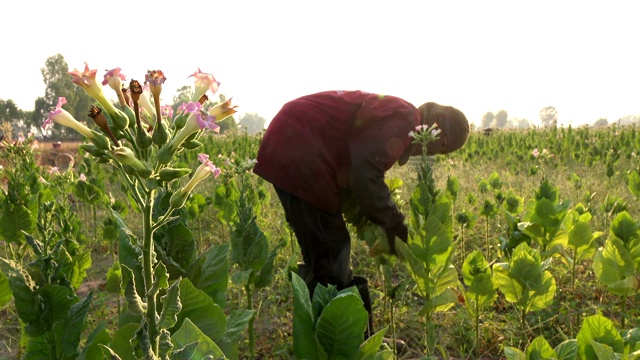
[0,54,267,141]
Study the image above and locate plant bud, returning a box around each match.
[156,144,177,165]
[169,189,188,210]
[136,128,153,149]
[182,140,202,150]
[152,120,168,146]
[111,108,130,130]
[159,168,192,182]
[78,144,106,158]
[90,130,111,150]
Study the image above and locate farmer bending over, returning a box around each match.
[252,90,469,340]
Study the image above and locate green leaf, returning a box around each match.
[0,270,11,307]
[526,335,556,359]
[170,342,199,360]
[503,346,526,360]
[186,243,229,308]
[465,273,497,314]
[109,323,139,360]
[568,220,597,261]
[120,265,145,315]
[171,318,225,359]
[158,279,182,331]
[0,204,34,243]
[358,327,388,359]
[576,314,624,359]
[292,273,319,360]
[593,238,636,294]
[0,259,40,324]
[589,340,617,360]
[609,211,637,244]
[61,291,94,357]
[23,334,51,360]
[315,293,368,360]
[554,339,578,360]
[254,240,285,289]
[105,260,122,295]
[628,170,640,199]
[171,278,226,342]
[77,321,111,360]
[216,309,255,360]
[461,250,491,286]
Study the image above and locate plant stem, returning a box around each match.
[245,284,255,359]
[142,196,159,354]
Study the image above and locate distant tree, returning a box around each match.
[0,99,28,137]
[512,117,531,129]
[617,114,640,125]
[481,112,494,128]
[539,106,558,127]
[493,110,508,128]
[40,54,93,139]
[593,118,608,127]
[238,112,266,135]
[171,85,193,112]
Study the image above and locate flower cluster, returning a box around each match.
[43,63,237,209]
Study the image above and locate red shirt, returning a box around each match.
[253,90,420,224]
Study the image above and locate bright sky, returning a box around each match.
[1,1,639,127]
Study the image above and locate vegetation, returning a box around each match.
[0,55,639,359]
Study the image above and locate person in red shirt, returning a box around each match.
[253,90,469,338]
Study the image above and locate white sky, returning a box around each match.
[1,0,639,127]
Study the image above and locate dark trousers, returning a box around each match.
[274,186,353,290]
[275,186,374,336]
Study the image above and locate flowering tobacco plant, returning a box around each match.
[42,63,237,358]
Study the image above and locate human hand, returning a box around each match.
[384,222,408,255]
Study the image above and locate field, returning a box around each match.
[1,125,639,359]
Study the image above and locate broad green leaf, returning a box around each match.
[77,321,111,360]
[526,335,556,359]
[465,273,497,314]
[503,346,526,360]
[156,222,197,278]
[0,259,41,326]
[461,250,491,286]
[589,340,616,360]
[576,314,624,359]
[292,273,319,360]
[109,323,138,360]
[554,339,578,360]
[593,238,635,294]
[358,327,388,359]
[186,243,229,308]
[216,309,255,360]
[158,279,182,331]
[254,240,285,289]
[0,204,34,243]
[629,170,640,199]
[610,211,637,244]
[120,265,145,316]
[171,278,226,342]
[170,342,199,360]
[315,293,368,360]
[115,211,144,298]
[0,270,11,307]
[105,260,122,295]
[528,271,556,312]
[61,291,94,358]
[171,318,225,359]
[23,333,51,360]
[622,328,640,354]
[568,220,598,261]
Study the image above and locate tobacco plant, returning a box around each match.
[40,63,241,359]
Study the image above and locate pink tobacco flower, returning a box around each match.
[102,68,126,89]
[145,70,166,99]
[161,105,174,119]
[169,153,221,209]
[69,63,128,128]
[189,68,220,102]
[44,97,110,150]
